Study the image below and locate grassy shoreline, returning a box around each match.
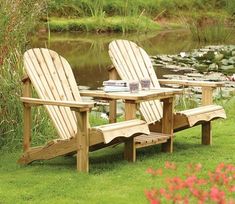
[45,11,233,33]
[48,16,162,33]
[44,0,234,33]
[0,96,234,203]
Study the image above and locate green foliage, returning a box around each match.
[184,15,232,43]
[226,0,235,15]
[46,0,233,33]
[47,0,232,18]
[49,16,160,33]
[0,0,48,150]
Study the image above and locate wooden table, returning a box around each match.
[80,88,183,162]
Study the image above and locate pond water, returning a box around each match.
[31,29,235,89]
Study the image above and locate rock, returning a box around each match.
[228,57,235,65]
[193,63,208,72]
[220,50,232,58]
[208,63,219,71]
[203,51,215,60]
[186,73,204,78]
[214,53,224,61]
[220,65,234,70]
[221,59,229,65]
[204,72,226,81]
[158,55,173,62]
[162,74,188,80]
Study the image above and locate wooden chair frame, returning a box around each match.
[107,39,226,149]
[18,48,150,172]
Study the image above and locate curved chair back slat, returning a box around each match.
[24,48,81,139]
[109,40,163,124]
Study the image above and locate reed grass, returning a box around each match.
[46,0,234,33]
[49,16,160,33]
[184,15,232,43]
[47,0,234,18]
[0,0,50,150]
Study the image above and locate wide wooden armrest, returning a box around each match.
[21,97,95,109]
[158,79,225,88]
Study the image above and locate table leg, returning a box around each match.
[109,99,117,123]
[124,100,137,162]
[161,97,174,153]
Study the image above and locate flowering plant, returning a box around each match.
[145,162,235,204]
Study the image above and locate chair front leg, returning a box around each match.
[22,77,32,152]
[75,110,89,173]
[202,122,212,145]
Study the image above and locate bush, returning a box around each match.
[0,0,48,150]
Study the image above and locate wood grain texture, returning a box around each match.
[21,48,151,171]
[22,78,32,152]
[108,39,227,149]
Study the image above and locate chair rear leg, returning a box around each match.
[202,121,212,145]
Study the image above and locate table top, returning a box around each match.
[80,88,183,102]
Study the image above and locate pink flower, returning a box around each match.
[150,199,160,204]
[228,185,235,192]
[195,163,202,172]
[165,161,177,170]
[146,168,162,176]
[210,186,225,202]
[146,167,155,175]
[185,175,197,187]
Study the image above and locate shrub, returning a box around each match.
[0,0,48,150]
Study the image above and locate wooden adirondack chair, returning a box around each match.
[18,48,150,172]
[108,39,226,150]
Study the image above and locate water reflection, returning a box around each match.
[31,30,235,89]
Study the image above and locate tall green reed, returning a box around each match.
[185,16,231,43]
[0,0,52,151]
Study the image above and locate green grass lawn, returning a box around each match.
[0,97,234,204]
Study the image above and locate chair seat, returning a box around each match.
[135,132,171,148]
[90,119,150,145]
[174,105,226,130]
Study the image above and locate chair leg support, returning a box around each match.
[202,122,212,145]
[161,97,174,153]
[124,138,136,162]
[161,137,173,153]
[76,111,89,173]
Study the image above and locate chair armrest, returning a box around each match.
[21,97,95,109]
[158,79,225,88]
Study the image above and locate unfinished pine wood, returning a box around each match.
[175,105,226,127]
[202,122,212,145]
[24,49,73,139]
[108,67,118,123]
[109,40,163,124]
[22,78,32,152]
[18,137,77,164]
[80,89,183,103]
[108,39,226,149]
[202,87,213,105]
[158,79,225,88]
[161,97,174,153]
[20,48,150,172]
[90,119,149,145]
[21,97,94,109]
[124,101,138,162]
[76,110,89,172]
[135,132,171,148]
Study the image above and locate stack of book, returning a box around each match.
[103,80,129,92]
